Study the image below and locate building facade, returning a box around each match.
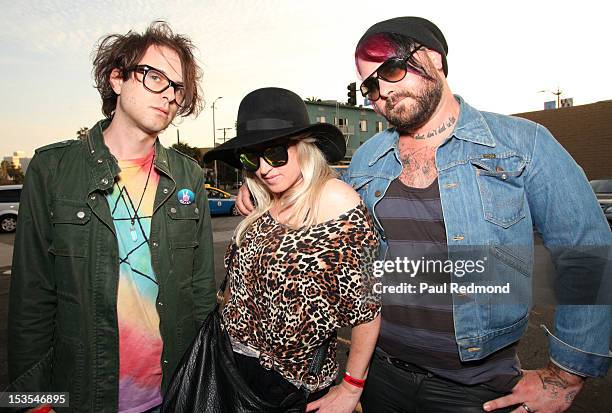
[514,100,612,180]
[3,151,32,174]
[305,101,389,159]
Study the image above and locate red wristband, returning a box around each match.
[31,405,52,413]
[343,372,365,388]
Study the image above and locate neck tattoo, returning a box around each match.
[413,116,456,140]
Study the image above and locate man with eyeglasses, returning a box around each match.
[237,16,611,413]
[8,22,216,413]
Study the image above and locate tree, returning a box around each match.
[0,160,10,184]
[6,163,24,184]
[171,142,202,165]
[77,127,89,140]
[306,96,322,102]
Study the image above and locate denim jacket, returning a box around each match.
[344,96,612,377]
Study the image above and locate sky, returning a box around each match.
[1,0,610,158]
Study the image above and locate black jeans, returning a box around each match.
[361,352,516,413]
[233,351,330,405]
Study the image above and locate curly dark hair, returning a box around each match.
[92,21,203,118]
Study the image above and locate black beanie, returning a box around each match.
[357,16,449,77]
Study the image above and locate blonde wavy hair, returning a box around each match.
[234,135,337,245]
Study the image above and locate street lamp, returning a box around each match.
[212,96,223,187]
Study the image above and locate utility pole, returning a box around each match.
[538,86,562,108]
[176,129,180,145]
[212,96,223,187]
[216,127,233,144]
[214,126,233,189]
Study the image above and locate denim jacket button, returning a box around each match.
[76,211,85,219]
[163,188,169,194]
[170,207,177,213]
[501,173,508,180]
[375,190,382,197]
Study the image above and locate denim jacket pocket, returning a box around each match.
[470,154,527,228]
[349,175,374,191]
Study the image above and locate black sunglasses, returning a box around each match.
[126,64,186,106]
[359,46,424,102]
[238,144,289,172]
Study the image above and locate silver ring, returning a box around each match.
[522,403,534,413]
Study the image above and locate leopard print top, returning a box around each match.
[222,201,380,390]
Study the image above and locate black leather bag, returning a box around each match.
[161,245,330,413]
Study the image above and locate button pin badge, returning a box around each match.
[177,188,195,205]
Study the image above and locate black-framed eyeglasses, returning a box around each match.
[238,144,289,172]
[127,64,186,106]
[359,46,423,102]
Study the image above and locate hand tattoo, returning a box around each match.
[536,363,583,406]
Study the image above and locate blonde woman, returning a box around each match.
[203,88,381,413]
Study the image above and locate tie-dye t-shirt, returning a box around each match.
[106,150,163,413]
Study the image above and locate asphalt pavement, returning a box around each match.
[0,220,610,412]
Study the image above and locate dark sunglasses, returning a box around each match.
[359,46,423,102]
[238,144,289,172]
[126,64,186,107]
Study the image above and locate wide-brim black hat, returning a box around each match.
[203,87,346,169]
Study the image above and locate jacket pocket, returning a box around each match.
[491,244,530,277]
[470,154,527,228]
[49,199,91,257]
[167,202,200,283]
[49,200,91,299]
[166,202,200,240]
[348,175,374,191]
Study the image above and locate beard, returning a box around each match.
[382,74,443,133]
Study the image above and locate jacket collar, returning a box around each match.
[451,95,496,147]
[368,128,399,166]
[86,119,173,193]
[367,95,495,166]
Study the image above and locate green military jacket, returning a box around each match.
[7,120,216,412]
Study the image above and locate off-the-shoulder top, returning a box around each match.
[222,202,380,390]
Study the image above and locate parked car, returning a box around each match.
[0,184,22,233]
[205,185,240,216]
[590,179,612,228]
